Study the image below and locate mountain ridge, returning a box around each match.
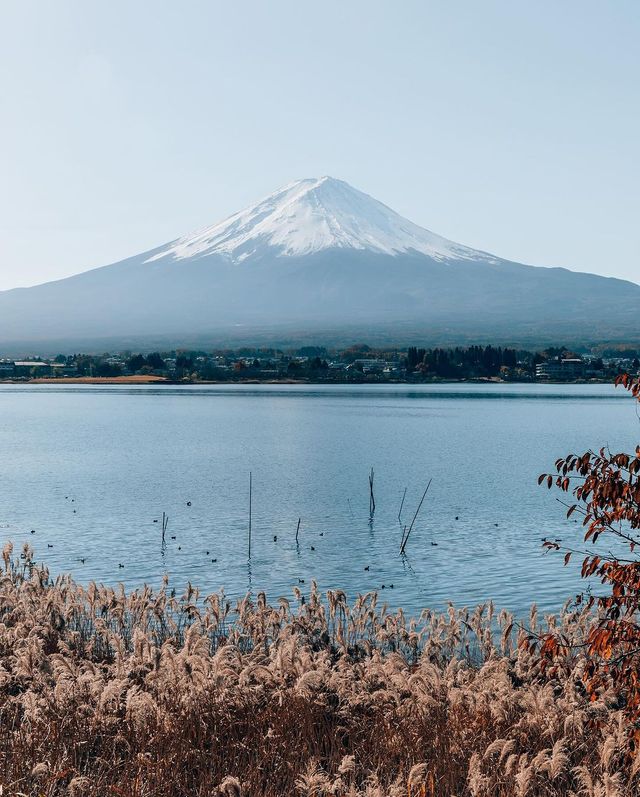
[0,177,638,352]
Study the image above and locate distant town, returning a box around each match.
[0,344,638,383]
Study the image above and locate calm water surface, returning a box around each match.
[0,382,636,617]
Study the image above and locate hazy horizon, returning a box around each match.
[1,1,639,291]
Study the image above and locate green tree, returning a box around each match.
[146,352,165,370]
[126,354,146,373]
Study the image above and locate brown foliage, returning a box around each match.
[0,546,637,796]
[533,373,640,752]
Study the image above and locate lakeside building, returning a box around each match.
[0,360,79,378]
[535,358,585,380]
[51,362,78,377]
[352,359,402,374]
[13,361,52,377]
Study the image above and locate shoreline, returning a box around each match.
[0,376,616,386]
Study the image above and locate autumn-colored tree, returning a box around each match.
[533,373,640,750]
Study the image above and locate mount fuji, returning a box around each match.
[1,176,639,351]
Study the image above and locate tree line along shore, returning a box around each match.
[1,343,639,384]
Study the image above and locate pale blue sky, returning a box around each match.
[1,1,638,290]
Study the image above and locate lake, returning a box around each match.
[0,382,636,618]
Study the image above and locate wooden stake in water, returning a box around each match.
[248,472,252,558]
[400,479,432,554]
[161,512,168,543]
[398,487,407,522]
[369,467,376,514]
[296,517,301,543]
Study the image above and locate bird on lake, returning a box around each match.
[211,558,217,563]
[364,566,370,571]
[381,584,385,589]
[118,563,124,568]
[178,546,181,550]
[153,519,158,523]
[170,535,176,540]
[206,550,209,555]
[273,535,277,542]
[310,545,315,551]
[319,532,324,536]
[47,544,53,548]
[30,529,35,534]
[455,516,459,520]
[186,501,192,506]
[298,578,305,583]
[78,558,85,564]
[431,542,438,546]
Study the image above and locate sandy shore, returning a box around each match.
[27,375,168,384]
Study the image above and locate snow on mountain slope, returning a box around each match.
[146,176,498,265]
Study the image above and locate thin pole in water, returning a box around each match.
[398,487,407,523]
[369,467,376,515]
[296,517,301,543]
[400,479,432,555]
[248,471,252,558]
[161,512,168,556]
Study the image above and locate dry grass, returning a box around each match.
[28,376,167,384]
[0,541,635,797]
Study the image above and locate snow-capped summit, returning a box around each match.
[147,176,496,264]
